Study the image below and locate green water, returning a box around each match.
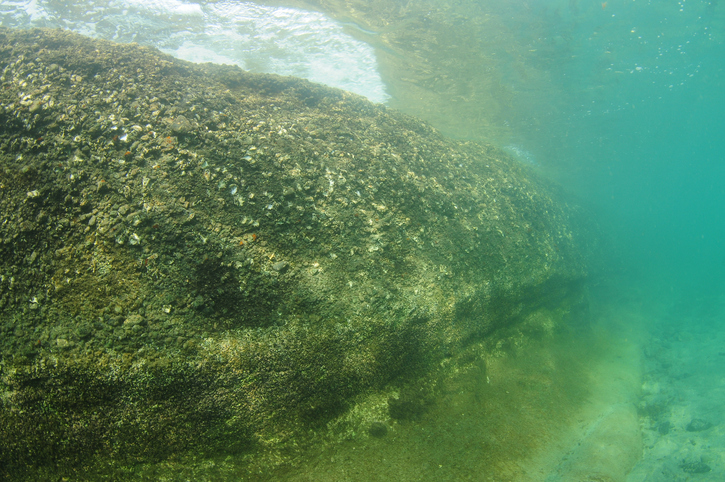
[363,0,725,299]
[2,0,724,479]
[312,0,725,478]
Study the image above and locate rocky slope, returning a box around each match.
[0,28,590,479]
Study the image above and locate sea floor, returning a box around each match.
[270,282,646,481]
[137,280,725,481]
[627,291,725,481]
[277,280,725,481]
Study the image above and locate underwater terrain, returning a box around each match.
[1,0,724,480]
[0,28,597,480]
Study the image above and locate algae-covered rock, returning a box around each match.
[0,28,590,479]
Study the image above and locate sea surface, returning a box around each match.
[0,0,389,102]
[2,0,725,479]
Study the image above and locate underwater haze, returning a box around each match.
[2,0,725,479]
[511,0,725,299]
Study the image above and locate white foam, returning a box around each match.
[0,0,389,103]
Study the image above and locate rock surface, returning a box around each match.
[0,28,591,479]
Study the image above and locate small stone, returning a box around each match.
[170,115,193,134]
[680,461,711,474]
[191,295,205,309]
[124,314,144,327]
[272,260,288,272]
[686,418,713,432]
[77,324,93,339]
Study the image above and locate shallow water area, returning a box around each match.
[0,0,389,102]
[124,298,645,481]
[628,293,725,481]
[1,0,724,480]
[278,316,644,482]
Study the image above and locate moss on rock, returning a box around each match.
[0,28,592,479]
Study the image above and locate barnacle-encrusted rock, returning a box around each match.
[0,28,593,479]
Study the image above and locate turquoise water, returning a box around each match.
[492,1,725,477]
[504,0,725,299]
[3,0,725,478]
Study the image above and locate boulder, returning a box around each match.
[0,28,591,479]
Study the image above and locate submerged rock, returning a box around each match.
[0,28,592,479]
[680,460,711,474]
[686,418,713,432]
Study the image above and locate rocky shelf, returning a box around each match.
[0,28,592,480]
